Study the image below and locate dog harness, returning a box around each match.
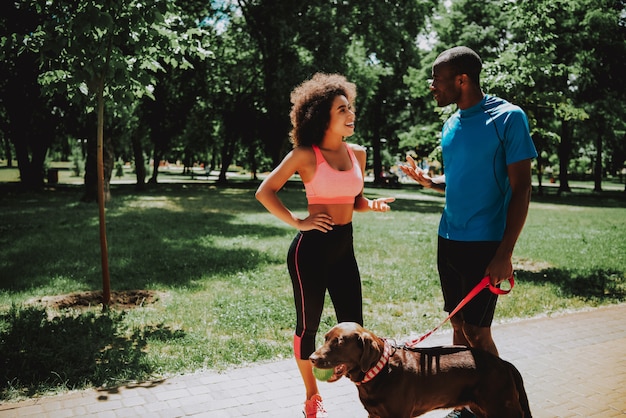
[357,339,392,385]
[304,143,363,205]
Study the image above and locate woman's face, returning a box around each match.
[326,95,355,138]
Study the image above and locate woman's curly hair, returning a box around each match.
[289,73,357,147]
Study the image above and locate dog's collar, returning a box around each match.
[356,339,392,385]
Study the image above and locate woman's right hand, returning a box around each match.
[298,212,334,232]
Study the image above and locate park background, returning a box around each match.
[1,0,625,403]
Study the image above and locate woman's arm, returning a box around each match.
[351,144,395,212]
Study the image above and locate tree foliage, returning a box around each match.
[403,0,625,192]
[0,0,624,194]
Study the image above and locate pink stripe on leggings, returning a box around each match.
[293,233,306,359]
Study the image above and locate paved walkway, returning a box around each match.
[1,303,625,418]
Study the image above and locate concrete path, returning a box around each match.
[1,303,625,418]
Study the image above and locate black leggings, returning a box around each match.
[287,223,363,360]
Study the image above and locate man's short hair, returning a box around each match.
[434,46,482,86]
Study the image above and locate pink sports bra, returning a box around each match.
[304,143,363,205]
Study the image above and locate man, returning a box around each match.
[400,46,537,418]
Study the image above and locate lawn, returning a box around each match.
[0,173,624,401]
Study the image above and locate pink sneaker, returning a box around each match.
[303,394,328,418]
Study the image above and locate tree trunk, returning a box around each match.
[132,128,146,191]
[13,134,35,188]
[103,137,114,202]
[210,143,218,172]
[593,129,603,193]
[370,91,385,186]
[557,118,572,194]
[218,133,236,184]
[82,136,113,203]
[247,141,258,181]
[95,78,110,307]
[535,149,544,196]
[82,137,98,202]
[3,136,12,167]
[12,132,47,190]
[148,142,162,184]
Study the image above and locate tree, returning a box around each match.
[237,0,304,167]
[406,0,624,197]
[402,0,509,171]
[575,0,626,192]
[486,0,589,195]
[502,0,626,194]
[236,0,437,182]
[21,0,212,304]
[0,2,61,189]
[345,0,438,183]
[205,9,265,183]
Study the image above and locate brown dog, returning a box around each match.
[310,322,531,418]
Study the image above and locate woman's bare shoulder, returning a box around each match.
[288,145,316,164]
[347,142,365,152]
[347,143,366,157]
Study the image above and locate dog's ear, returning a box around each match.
[359,331,382,373]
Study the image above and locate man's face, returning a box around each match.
[430,63,461,107]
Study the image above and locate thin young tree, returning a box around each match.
[23,0,212,305]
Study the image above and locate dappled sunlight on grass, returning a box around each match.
[0,182,624,400]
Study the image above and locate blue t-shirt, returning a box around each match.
[438,95,538,241]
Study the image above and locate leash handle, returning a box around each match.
[487,276,515,295]
[445,276,514,319]
[405,276,514,347]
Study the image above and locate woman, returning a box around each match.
[255,73,394,418]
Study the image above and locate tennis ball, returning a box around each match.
[312,366,334,381]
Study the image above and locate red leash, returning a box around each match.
[404,276,514,348]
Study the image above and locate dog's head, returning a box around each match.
[309,322,385,383]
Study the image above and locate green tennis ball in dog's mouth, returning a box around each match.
[312,366,334,381]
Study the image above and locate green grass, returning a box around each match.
[0,179,625,401]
